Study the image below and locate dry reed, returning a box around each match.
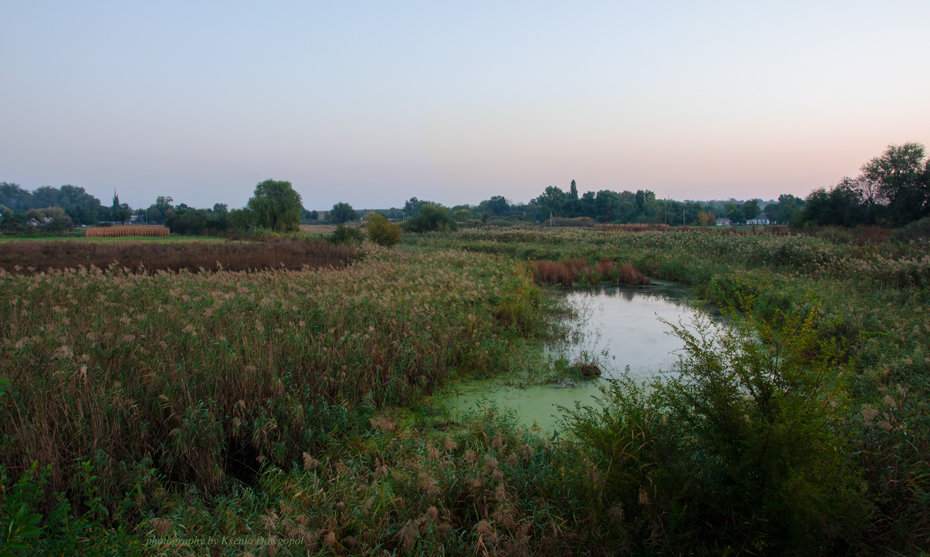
[85,225,170,238]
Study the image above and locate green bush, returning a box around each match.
[564,307,869,553]
[327,223,365,246]
[404,204,457,233]
[893,216,930,243]
[364,211,401,247]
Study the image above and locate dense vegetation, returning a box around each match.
[1,225,928,554]
[0,237,356,274]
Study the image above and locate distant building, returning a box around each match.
[746,214,771,225]
[715,218,733,226]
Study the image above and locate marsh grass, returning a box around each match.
[0,237,355,274]
[3,226,929,553]
[0,248,554,545]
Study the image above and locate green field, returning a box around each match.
[1,228,928,554]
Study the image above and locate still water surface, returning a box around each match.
[440,285,710,434]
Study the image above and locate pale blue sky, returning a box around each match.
[2,1,928,210]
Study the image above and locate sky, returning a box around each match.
[2,1,929,211]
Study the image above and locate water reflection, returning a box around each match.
[555,284,699,380]
[439,284,711,434]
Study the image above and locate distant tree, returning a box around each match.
[742,200,762,221]
[536,186,567,221]
[0,183,31,210]
[566,179,580,217]
[59,185,103,225]
[765,194,805,225]
[638,191,661,223]
[166,207,209,235]
[403,197,424,217]
[860,142,928,225]
[31,186,61,209]
[145,196,174,224]
[577,191,595,218]
[480,195,510,217]
[329,202,357,224]
[725,202,743,223]
[594,190,621,222]
[697,211,716,226]
[40,206,71,225]
[635,190,647,212]
[247,179,302,232]
[801,181,868,227]
[404,204,456,232]
[228,208,253,232]
[110,192,132,223]
[402,197,445,219]
[454,208,473,221]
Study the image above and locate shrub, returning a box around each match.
[327,224,365,246]
[404,205,457,233]
[364,212,401,247]
[893,216,930,243]
[565,308,869,553]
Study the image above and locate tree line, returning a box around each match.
[3,143,928,235]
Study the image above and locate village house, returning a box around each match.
[746,213,771,225]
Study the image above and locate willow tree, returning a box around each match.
[247,179,302,233]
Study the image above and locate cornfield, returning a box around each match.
[85,225,169,238]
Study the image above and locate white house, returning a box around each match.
[746,214,771,225]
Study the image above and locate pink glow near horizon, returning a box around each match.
[1,2,928,209]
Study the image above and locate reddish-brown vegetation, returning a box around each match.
[0,238,357,274]
[533,257,649,286]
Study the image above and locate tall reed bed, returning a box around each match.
[0,237,356,274]
[0,249,550,525]
[137,408,591,555]
[534,258,649,287]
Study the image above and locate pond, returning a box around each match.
[437,284,713,435]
